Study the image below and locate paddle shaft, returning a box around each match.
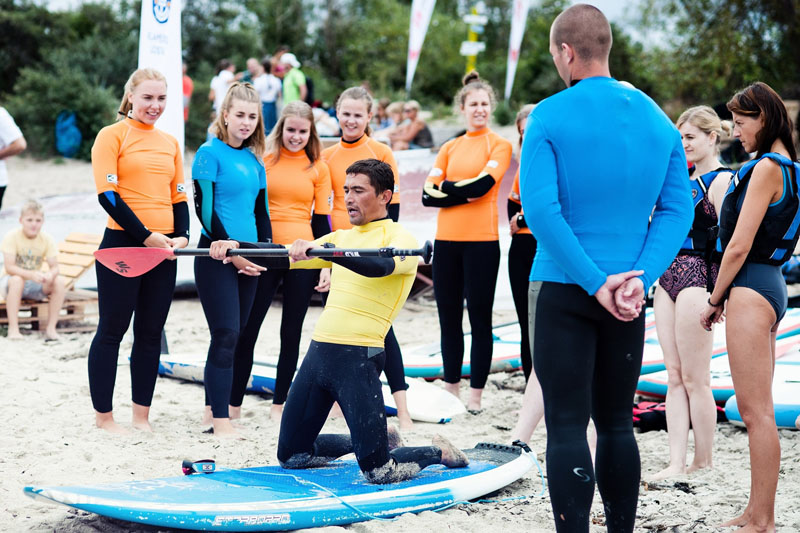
[173,241,434,264]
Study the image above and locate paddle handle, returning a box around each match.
[173,241,434,264]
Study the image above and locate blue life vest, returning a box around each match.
[679,167,730,255]
[716,153,800,265]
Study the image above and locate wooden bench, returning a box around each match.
[0,232,101,332]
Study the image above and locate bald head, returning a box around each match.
[551,4,612,63]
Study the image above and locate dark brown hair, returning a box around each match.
[727,82,797,161]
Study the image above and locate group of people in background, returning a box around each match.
[0,2,795,531]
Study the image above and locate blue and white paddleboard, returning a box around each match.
[24,443,536,532]
[402,322,523,379]
[158,354,467,424]
[639,307,800,375]
[638,335,800,404]
[725,355,800,430]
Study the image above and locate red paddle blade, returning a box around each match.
[93,247,175,277]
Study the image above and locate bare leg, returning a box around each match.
[433,434,469,468]
[392,390,414,430]
[202,405,213,425]
[444,381,460,399]
[719,288,779,532]
[510,368,544,443]
[43,277,66,340]
[228,405,241,420]
[467,387,483,412]
[95,410,128,434]
[270,402,284,423]
[651,286,689,480]
[131,402,153,432]
[5,276,24,339]
[674,288,716,473]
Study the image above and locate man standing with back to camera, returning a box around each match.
[520,4,693,532]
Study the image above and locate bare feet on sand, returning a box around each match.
[686,461,712,474]
[95,411,129,434]
[131,403,153,432]
[43,329,60,341]
[212,418,243,438]
[467,387,483,412]
[270,403,284,423]
[444,382,460,399]
[719,510,750,528]
[397,412,413,430]
[6,330,23,340]
[229,405,241,420]
[649,465,686,482]
[433,434,469,468]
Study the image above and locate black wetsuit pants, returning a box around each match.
[433,240,500,388]
[508,233,537,380]
[277,340,441,483]
[530,281,643,533]
[194,235,258,418]
[231,267,318,406]
[88,229,176,413]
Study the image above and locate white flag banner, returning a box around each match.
[138,0,184,152]
[405,0,436,93]
[504,0,530,100]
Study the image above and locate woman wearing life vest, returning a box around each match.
[422,71,512,411]
[701,82,799,531]
[321,86,413,428]
[651,106,732,480]
[192,82,271,436]
[89,68,189,433]
[231,101,332,423]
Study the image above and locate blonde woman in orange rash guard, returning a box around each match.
[321,86,413,429]
[422,71,512,412]
[88,68,189,434]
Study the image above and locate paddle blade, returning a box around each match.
[94,247,174,277]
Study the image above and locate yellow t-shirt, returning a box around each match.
[292,218,418,347]
[1,227,57,271]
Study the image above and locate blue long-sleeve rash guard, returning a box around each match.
[519,77,693,295]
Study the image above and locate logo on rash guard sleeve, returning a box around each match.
[176,183,186,192]
[106,174,118,184]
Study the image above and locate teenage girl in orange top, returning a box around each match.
[232,101,332,422]
[422,71,512,411]
[89,68,189,434]
[321,86,412,429]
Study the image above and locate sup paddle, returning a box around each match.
[94,241,434,278]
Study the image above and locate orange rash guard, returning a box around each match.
[425,127,512,241]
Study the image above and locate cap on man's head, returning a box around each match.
[280,53,301,68]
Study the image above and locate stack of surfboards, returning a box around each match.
[24,443,537,531]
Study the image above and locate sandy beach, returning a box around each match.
[1,155,799,532]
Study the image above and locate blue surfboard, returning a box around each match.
[24,443,536,531]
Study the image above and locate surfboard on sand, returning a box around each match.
[725,355,800,430]
[24,443,536,532]
[640,307,800,375]
[402,322,523,379]
[637,335,800,404]
[158,354,467,424]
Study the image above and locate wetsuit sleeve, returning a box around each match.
[311,213,331,239]
[508,198,522,219]
[254,187,272,242]
[440,174,495,198]
[632,131,693,287]
[422,143,467,208]
[327,230,418,276]
[520,114,607,294]
[97,192,151,243]
[171,201,190,240]
[192,179,230,240]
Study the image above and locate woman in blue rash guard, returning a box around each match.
[192,82,272,437]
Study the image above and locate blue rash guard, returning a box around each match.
[192,137,268,242]
[519,77,693,295]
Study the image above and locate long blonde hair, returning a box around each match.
[209,82,266,159]
[265,100,321,167]
[117,68,167,119]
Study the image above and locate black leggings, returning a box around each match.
[232,267,318,406]
[432,240,500,388]
[88,229,177,413]
[194,235,258,418]
[508,233,537,380]
[530,281,643,533]
[0,186,5,210]
[277,340,441,483]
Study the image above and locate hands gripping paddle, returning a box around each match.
[94,241,434,278]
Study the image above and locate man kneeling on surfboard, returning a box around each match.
[210,158,468,483]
